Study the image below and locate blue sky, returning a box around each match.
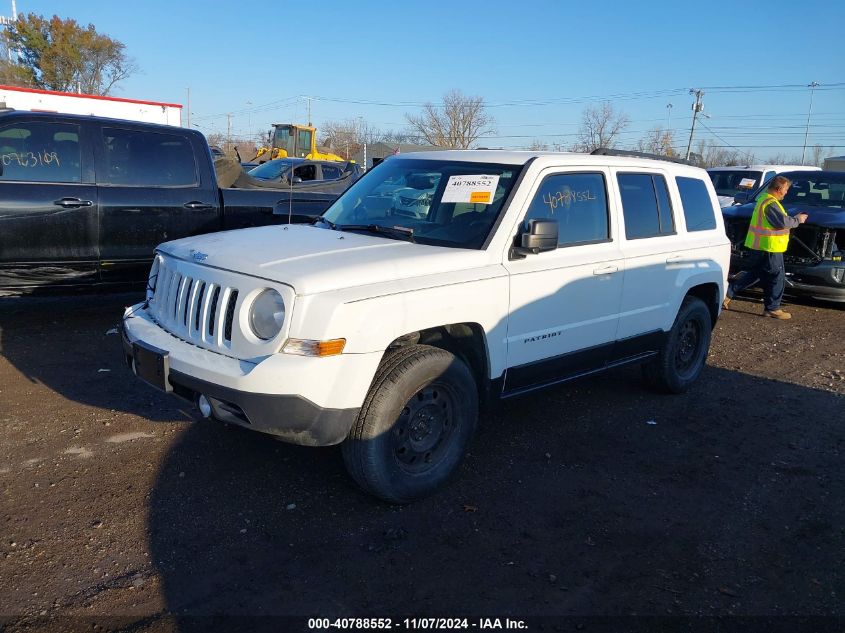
[7,0,845,160]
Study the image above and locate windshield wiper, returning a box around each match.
[337,224,415,243]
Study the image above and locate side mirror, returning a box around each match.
[291,176,303,184]
[513,219,558,257]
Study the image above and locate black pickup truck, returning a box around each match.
[0,110,338,294]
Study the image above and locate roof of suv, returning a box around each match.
[388,149,698,170]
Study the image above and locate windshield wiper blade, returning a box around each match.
[337,224,415,242]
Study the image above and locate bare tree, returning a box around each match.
[635,127,677,156]
[691,140,753,168]
[572,102,629,152]
[768,151,803,165]
[379,129,420,145]
[405,90,495,149]
[528,138,549,151]
[810,144,837,167]
[320,119,382,159]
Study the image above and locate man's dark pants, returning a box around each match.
[726,250,785,312]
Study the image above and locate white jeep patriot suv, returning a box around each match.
[122,149,730,503]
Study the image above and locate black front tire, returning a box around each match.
[342,345,478,504]
[642,296,712,394]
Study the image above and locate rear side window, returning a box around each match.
[523,172,609,247]
[676,176,717,231]
[617,173,675,239]
[102,128,198,187]
[321,164,342,180]
[0,121,82,183]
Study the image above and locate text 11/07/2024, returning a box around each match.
[307,618,528,630]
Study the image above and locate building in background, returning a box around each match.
[0,84,182,126]
[823,156,845,171]
[352,142,441,170]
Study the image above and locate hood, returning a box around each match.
[722,201,845,228]
[158,224,490,295]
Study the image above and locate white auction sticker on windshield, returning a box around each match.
[738,178,756,188]
[441,175,500,204]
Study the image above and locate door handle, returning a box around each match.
[592,265,618,275]
[53,197,93,208]
[666,255,684,263]
[183,201,214,210]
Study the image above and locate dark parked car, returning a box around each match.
[722,170,845,302]
[0,111,338,294]
[234,157,362,194]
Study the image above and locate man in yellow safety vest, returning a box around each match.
[722,175,807,319]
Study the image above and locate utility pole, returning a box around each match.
[666,102,673,130]
[685,89,705,161]
[801,81,819,165]
[303,96,312,126]
[227,113,232,153]
[186,87,191,128]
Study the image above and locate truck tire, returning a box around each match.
[342,344,478,503]
[642,296,712,394]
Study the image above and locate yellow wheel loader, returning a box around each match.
[250,123,345,164]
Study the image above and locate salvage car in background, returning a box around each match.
[236,158,362,195]
[391,172,438,218]
[722,170,845,302]
[707,164,821,208]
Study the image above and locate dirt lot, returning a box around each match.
[0,291,843,631]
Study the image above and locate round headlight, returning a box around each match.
[249,289,286,340]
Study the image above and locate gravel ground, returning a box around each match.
[0,292,843,631]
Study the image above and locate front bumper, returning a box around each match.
[729,252,845,302]
[122,304,383,446]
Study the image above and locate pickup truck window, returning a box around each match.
[618,173,675,239]
[0,121,81,183]
[102,128,198,187]
[321,158,523,249]
[523,172,609,247]
[676,176,717,231]
[708,170,763,198]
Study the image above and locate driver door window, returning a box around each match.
[293,164,317,181]
[522,172,609,246]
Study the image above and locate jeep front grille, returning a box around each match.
[150,257,239,350]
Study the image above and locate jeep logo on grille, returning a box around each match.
[190,250,208,262]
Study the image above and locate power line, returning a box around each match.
[697,118,754,161]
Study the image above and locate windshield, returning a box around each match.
[707,170,763,197]
[247,159,298,180]
[747,172,845,208]
[320,158,524,249]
